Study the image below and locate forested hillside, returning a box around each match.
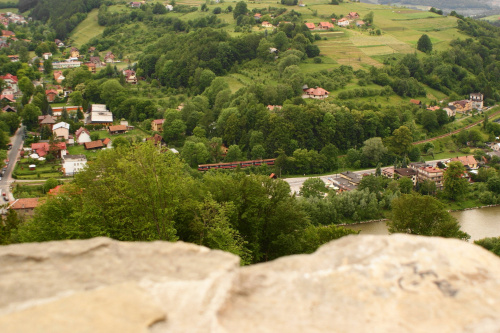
[19,0,102,38]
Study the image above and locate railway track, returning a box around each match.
[413,109,500,145]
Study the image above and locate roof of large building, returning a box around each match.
[90,111,113,123]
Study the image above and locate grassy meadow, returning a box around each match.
[68,0,470,105]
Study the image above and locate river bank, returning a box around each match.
[345,206,500,242]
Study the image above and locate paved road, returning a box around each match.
[284,159,448,194]
[0,125,25,204]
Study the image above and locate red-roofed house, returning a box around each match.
[151,119,165,132]
[45,89,58,102]
[254,13,262,20]
[0,73,18,93]
[448,155,478,170]
[302,87,329,99]
[122,69,137,84]
[102,137,112,148]
[53,70,64,84]
[262,21,273,28]
[410,99,422,106]
[305,22,315,30]
[317,22,334,30]
[108,124,127,135]
[31,142,67,158]
[417,166,444,190]
[347,12,360,19]
[1,30,15,38]
[84,140,104,150]
[9,198,39,218]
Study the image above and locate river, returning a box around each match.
[347,206,500,242]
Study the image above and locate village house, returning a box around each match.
[261,21,274,28]
[410,99,422,106]
[0,94,14,104]
[104,51,115,63]
[302,86,329,99]
[122,69,137,84]
[102,137,112,148]
[0,73,18,94]
[356,20,365,27]
[7,55,18,62]
[347,12,360,19]
[108,124,127,135]
[146,133,166,147]
[151,119,165,132]
[9,198,39,218]
[317,22,334,30]
[417,166,444,190]
[267,105,282,111]
[337,17,350,27]
[448,155,478,170]
[84,62,97,74]
[52,122,70,140]
[443,105,456,117]
[87,104,113,126]
[53,70,64,84]
[38,115,56,130]
[42,52,52,60]
[31,142,67,158]
[75,127,91,145]
[165,4,173,11]
[84,140,104,150]
[2,105,16,112]
[1,30,15,39]
[449,100,472,113]
[254,13,262,21]
[70,47,79,58]
[45,89,58,103]
[62,154,87,176]
[394,168,418,186]
[470,93,483,110]
[382,167,395,179]
[426,106,440,111]
[54,39,65,48]
[305,22,315,30]
[130,1,142,8]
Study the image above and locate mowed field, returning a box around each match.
[70,8,105,46]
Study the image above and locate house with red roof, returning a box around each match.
[45,89,58,102]
[31,142,67,158]
[448,155,478,170]
[0,73,18,93]
[9,198,39,218]
[151,119,165,132]
[305,22,315,30]
[317,22,334,30]
[84,140,104,150]
[347,12,360,19]
[302,87,330,99]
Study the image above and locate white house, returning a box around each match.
[62,154,87,176]
[52,122,70,140]
[75,127,91,145]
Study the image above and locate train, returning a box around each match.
[198,159,276,171]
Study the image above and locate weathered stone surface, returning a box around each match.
[0,235,500,332]
[218,235,500,333]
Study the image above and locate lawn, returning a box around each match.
[13,158,64,180]
[70,8,105,47]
